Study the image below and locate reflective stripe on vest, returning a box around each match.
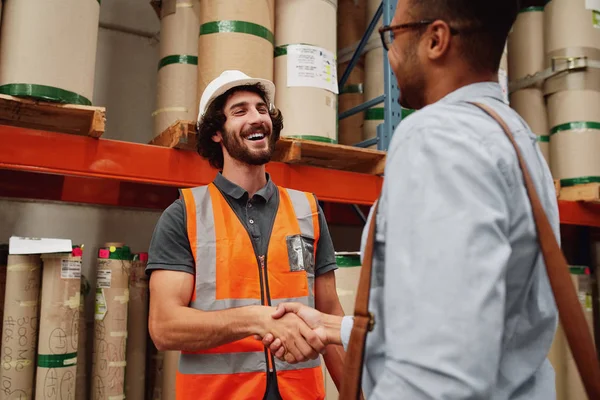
[177,183,325,400]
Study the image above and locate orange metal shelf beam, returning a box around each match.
[0,126,382,206]
[558,200,600,228]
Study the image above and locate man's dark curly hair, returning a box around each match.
[196,83,284,170]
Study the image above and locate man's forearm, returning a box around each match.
[150,305,268,352]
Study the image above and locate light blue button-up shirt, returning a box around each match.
[341,82,559,399]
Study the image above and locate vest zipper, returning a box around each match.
[259,255,276,372]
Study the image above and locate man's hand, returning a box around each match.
[255,306,327,364]
[261,303,329,361]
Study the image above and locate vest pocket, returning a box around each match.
[285,234,315,274]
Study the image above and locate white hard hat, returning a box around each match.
[197,70,276,122]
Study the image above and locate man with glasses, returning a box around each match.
[261,0,560,398]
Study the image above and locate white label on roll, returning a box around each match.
[286,45,339,94]
[95,288,107,321]
[585,0,600,10]
[61,260,82,279]
[498,69,509,104]
[97,269,112,289]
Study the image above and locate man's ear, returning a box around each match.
[212,131,223,143]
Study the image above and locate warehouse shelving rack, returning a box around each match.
[338,0,401,151]
[0,0,599,228]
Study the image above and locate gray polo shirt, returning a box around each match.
[342,82,559,399]
[146,173,337,277]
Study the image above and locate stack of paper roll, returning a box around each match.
[149,350,165,400]
[161,351,180,400]
[563,267,595,400]
[91,244,132,400]
[76,275,91,400]
[275,0,338,143]
[323,253,362,399]
[0,254,41,399]
[363,0,384,147]
[544,0,600,185]
[507,6,549,164]
[0,0,100,105]
[198,0,275,102]
[36,248,82,400]
[0,245,8,333]
[337,0,366,145]
[154,0,200,138]
[125,253,149,400]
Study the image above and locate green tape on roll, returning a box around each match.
[537,135,550,143]
[38,352,77,369]
[550,121,600,135]
[365,107,415,121]
[569,265,588,275]
[365,107,384,121]
[275,43,313,58]
[285,135,336,144]
[200,21,274,45]
[98,245,133,260]
[158,55,199,70]
[560,176,600,187]
[520,6,544,13]
[335,254,361,267]
[0,84,92,106]
[341,84,363,94]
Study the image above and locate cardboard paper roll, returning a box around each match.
[544,0,600,64]
[509,88,550,165]
[337,0,366,50]
[154,0,200,138]
[363,45,383,145]
[275,0,338,143]
[91,246,131,400]
[0,0,100,105]
[564,269,595,400]
[323,253,362,399]
[548,324,568,400]
[366,0,382,43]
[198,0,275,101]
[507,8,545,82]
[75,275,91,400]
[124,253,149,400]
[161,351,179,400]
[547,89,600,182]
[0,254,41,400]
[150,351,165,400]
[338,61,364,145]
[0,245,8,336]
[36,249,82,400]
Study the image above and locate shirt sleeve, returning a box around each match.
[146,199,195,276]
[369,125,511,399]
[314,195,338,277]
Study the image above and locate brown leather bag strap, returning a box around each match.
[339,201,378,400]
[472,101,600,399]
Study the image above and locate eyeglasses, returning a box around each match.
[378,20,459,51]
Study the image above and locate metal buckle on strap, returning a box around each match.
[368,312,375,332]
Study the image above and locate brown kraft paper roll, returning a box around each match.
[36,252,82,400]
[124,254,149,400]
[75,275,91,400]
[154,0,200,138]
[197,0,275,102]
[91,246,131,400]
[0,254,41,400]
[160,351,179,400]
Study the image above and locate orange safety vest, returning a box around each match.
[176,183,326,400]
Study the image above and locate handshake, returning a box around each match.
[253,303,341,365]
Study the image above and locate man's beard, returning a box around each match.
[398,40,426,110]
[222,124,277,166]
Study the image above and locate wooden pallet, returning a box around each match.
[558,181,600,203]
[0,94,105,137]
[149,120,386,175]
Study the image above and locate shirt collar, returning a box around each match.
[213,172,276,202]
[438,81,504,105]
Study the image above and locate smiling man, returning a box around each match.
[146,70,347,400]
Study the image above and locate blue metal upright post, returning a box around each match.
[377,0,402,151]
